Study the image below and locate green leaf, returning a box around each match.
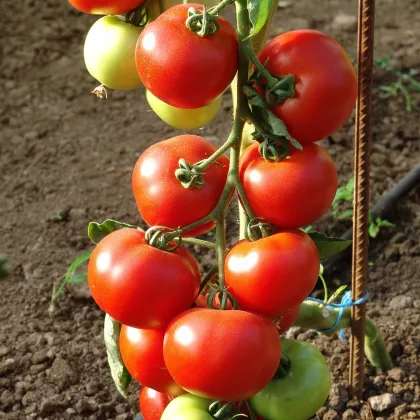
[68,273,88,284]
[300,225,313,233]
[378,219,396,228]
[104,314,131,398]
[327,285,348,304]
[246,0,272,39]
[53,250,93,299]
[88,219,138,244]
[0,255,9,279]
[337,209,354,220]
[368,223,379,238]
[308,232,352,260]
[263,109,302,150]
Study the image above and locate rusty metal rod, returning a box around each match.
[350,0,376,396]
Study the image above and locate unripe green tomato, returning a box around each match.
[161,394,213,420]
[146,90,222,130]
[84,16,143,90]
[147,0,220,21]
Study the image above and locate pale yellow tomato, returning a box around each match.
[84,16,143,90]
[146,90,222,130]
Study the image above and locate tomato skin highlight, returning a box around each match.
[139,387,175,420]
[258,29,357,143]
[84,16,143,90]
[250,339,331,420]
[136,4,238,109]
[120,326,184,395]
[239,142,338,229]
[132,135,229,237]
[68,0,145,15]
[87,228,200,328]
[225,229,320,317]
[164,308,281,401]
[146,90,222,130]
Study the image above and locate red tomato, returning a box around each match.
[275,305,300,334]
[136,4,238,108]
[239,142,338,228]
[139,387,175,420]
[88,228,200,328]
[120,326,184,395]
[68,0,144,15]
[257,30,357,143]
[225,229,320,317]
[163,308,281,401]
[132,135,229,237]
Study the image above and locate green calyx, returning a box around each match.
[145,226,182,252]
[273,353,292,379]
[245,217,275,241]
[186,7,220,37]
[175,159,205,189]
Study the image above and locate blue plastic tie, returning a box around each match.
[306,291,369,340]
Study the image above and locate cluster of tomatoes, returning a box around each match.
[70,0,358,419]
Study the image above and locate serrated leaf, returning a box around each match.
[88,219,138,244]
[308,232,352,260]
[246,0,272,39]
[104,314,131,398]
[68,273,88,284]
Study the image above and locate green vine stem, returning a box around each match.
[296,301,392,371]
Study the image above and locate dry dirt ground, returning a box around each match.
[0,0,419,419]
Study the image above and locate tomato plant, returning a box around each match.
[120,326,184,395]
[139,387,174,420]
[146,90,222,130]
[257,29,357,144]
[136,3,238,108]
[68,0,145,15]
[250,339,331,420]
[69,0,393,415]
[239,142,338,228]
[163,308,281,401]
[132,135,229,237]
[161,394,213,420]
[87,228,200,328]
[84,16,143,91]
[225,229,320,317]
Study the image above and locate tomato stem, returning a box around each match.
[182,237,217,250]
[208,0,236,16]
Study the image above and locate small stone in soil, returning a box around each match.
[332,14,358,32]
[389,295,414,310]
[328,384,349,410]
[387,367,406,382]
[342,408,360,419]
[0,358,16,376]
[368,393,399,412]
[49,358,79,391]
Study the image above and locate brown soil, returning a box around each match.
[1,0,419,419]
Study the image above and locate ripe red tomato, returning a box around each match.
[275,305,300,334]
[68,0,144,15]
[132,135,229,237]
[225,229,320,317]
[139,387,175,420]
[163,308,281,401]
[120,326,184,395]
[136,3,238,109]
[88,228,200,328]
[257,30,357,143]
[239,142,338,228]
